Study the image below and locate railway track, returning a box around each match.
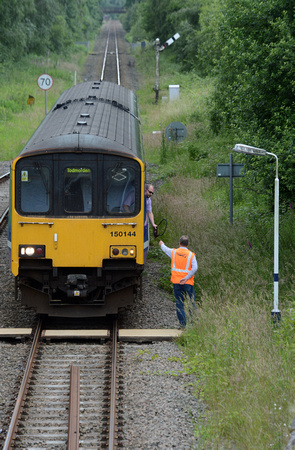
[100,23,121,85]
[2,322,181,449]
[3,319,121,449]
[0,171,10,231]
[83,20,137,91]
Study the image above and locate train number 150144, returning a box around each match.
[110,231,136,237]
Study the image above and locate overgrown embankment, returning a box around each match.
[138,47,295,449]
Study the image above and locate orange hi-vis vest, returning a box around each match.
[171,247,195,285]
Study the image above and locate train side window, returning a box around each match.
[20,165,50,213]
[64,167,92,213]
[106,165,136,214]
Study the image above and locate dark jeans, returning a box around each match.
[173,283,196,327]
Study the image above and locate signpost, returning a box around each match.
[154,33,180,103]
[216,154,244,224]
[37,73,53,115]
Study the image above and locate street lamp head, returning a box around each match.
[233,144,267,156]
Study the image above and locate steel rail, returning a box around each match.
[0,171,10,232]
[0,206,9,229]
[0,171,10,182]
[100,26,110,81]
[108,319,118,449]
[3,319,42,450]
[100,24,121,85]
[114,26,121,86]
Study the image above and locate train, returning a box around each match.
[8,80,148,317]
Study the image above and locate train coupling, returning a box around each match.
[66,274,88,298]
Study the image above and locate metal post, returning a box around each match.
[154,38,160,103]
[271,153,280,322]
[233,144,281,322]
[229,153,233,225]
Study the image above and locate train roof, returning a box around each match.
[18,81,144,161]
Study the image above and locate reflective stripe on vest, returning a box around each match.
[171,248,194,285]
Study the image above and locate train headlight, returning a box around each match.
[19,245,45,258]
[110,246,136,258]
[24,247,34,256]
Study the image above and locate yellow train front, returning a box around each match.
[8,81,148,317]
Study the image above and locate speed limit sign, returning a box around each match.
[37,74,53,91]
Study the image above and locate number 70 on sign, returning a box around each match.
[37,74,53,91]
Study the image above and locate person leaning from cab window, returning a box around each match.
[123,183,157,231]
[144,184,157,231]
[159,235,198,327]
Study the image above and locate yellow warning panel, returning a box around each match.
[27,95,35,105]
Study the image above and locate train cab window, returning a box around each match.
[106,164,138,215]
[20,165,50,213]
[64,167,92,213]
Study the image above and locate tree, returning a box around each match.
[0,0,36,61]
[121,0,219,75]
[28,0,61,54]
[139,0,182,43]
[0,0,103,61]
[210,0,295,205]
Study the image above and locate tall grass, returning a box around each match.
[183,297,294,449]
[137,47,295,448]
[151,176,295,448]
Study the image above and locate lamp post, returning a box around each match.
[233,144,281,323]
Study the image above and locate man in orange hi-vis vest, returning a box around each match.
[159,236,198,327]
